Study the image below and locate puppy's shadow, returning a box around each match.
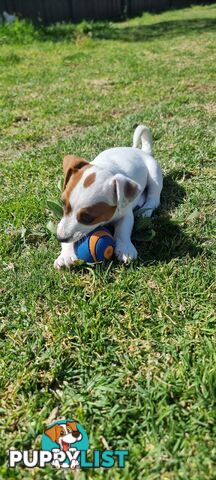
[135,169,201,264]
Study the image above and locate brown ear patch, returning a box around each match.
[124,180,138,200]
[77,202,116,225]
[66,421,77,431]
[44,424,63,443]
[66,421,81,438]
[62,164,92,214]
[63,155,90,189]
[83,172,96,188]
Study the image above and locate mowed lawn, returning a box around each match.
[0,4,215,479]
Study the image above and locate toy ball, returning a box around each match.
[74,227,115,263]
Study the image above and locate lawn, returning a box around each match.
[0,4,215,479]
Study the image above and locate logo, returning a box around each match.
[9,418,128,470]
[42,419,88,469]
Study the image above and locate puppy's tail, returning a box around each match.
[132,124,153,154]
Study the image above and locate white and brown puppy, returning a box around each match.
[45,421,82,469]
[54,125,163,269]
[45,421,82,451]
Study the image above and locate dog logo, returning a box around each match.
[9,418,128,469]
[42,419,88,469]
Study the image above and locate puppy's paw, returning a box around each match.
[54,253,76,269]
[70,459,79,470]
[115,240,137,263]
[52,459,61,469]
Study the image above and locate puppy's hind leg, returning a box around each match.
[142,159,163,217]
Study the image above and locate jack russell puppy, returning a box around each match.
[54,125,163,269]
[45,421,82,469]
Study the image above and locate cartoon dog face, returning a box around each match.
[45,421,82,451]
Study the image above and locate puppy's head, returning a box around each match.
[44,421,82,450]
[56,155,141,243]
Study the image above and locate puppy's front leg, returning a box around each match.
[114,212,137,263]
[54,242,77,269]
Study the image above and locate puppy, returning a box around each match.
[54,125,163,269]
[45,421,82,451]
[45,421,82,469]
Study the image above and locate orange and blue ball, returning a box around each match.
[74,227,115,263]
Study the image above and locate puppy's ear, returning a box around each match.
[63,155,89,189]
[112,174,142,209]
[66,421,77,431]
[44,425,58,443]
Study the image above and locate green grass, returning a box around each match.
[0,4,215,479]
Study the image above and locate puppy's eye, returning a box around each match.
[67,427,71,433]
[60,430,64,435]
[80,212,94,224]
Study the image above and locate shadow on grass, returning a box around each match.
[71,169,200,270]
[1,16,215,45]
[39,16,215,42]
[92,17,216,42]
[135,169,201,264]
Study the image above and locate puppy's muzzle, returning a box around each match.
[56,231,86,243]
[56,233,72,243]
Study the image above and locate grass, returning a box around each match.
[0,4,215,479]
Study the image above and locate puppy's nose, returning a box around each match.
[72,430,81,438]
